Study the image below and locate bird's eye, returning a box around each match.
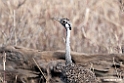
[63,21,65,24]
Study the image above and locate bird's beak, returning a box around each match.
[51,17,61,22]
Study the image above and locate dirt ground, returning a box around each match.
[0,0,124,83]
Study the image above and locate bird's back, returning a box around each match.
[61,64,97,83]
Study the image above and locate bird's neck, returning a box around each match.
[65,28,72,65]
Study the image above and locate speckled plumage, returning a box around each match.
[61,64,97,83]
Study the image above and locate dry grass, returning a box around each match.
[0,0,124,53]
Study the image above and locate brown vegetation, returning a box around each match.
[0,46,124,83]
[0,0,124,83]
[0,0,124,53]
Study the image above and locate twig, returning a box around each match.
[3,52,6,83]
[32,58,47,82]
[113,57,120,78]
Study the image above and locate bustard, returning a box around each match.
[53,17,97,83]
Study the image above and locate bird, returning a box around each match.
[52,17,97,83]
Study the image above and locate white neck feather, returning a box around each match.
[65,27,72,65]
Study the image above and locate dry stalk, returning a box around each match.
[0,73,3,83]
[32,58,48,83]
[112,57,120,79]
[3,52,6,83]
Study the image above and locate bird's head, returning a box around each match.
[59,18,71,30]
[52,17,72,30]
